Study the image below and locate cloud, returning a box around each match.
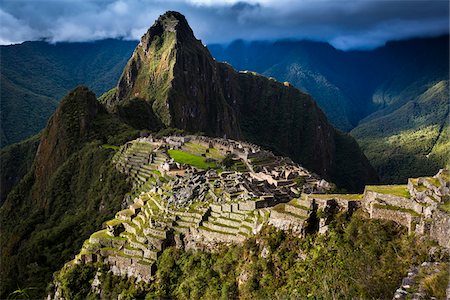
[0,0,448,49]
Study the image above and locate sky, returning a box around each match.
[0,0,448,50]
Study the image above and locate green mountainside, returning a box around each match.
[0,134,40,203]
[0,39,136,147]
[209,36,449,182]
[351,80,450,182]
[1,30,447,183]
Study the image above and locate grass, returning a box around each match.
[198,225,234,235]
[309,194,364,200]
[104,219,123,227]
[424,177,441,187]
[101,144,120,151]
[167,149,217,169]
[272,203,286,213]
[373,204,421,217]
[366,185,411,198]
[421,264,449,299]
[288,203,310,211]
[118,209,135,217]
[91,229,112,239]
[438,201,450,214]
[439,170,450,182]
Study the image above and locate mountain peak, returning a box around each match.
[140,11,194,50]
[107,12,377,190]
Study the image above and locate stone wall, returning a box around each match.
[429,210,450,248]
[364,191,423,214]
[268,210,305,234]
[370,205,419,234]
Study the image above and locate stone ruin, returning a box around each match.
[62,135,449,286]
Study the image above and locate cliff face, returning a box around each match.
[107,11,378,191]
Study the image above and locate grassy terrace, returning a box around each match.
[440,170,450,182]
[118,208,135,217]
[439,201,450,214]
[104,218,123,227]
[101,144,120,150]
[308,194,364,200]
[366,185,411,198]
[91,229,112,239]
[373,203,421,217]
[92,229,128,241]
[410,179,428,192]
[425,177,441,187]
[287,201,310,211]
[168,149,217,169]
[183,142,224,160]
[199,225,234,235]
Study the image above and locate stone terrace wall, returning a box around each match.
[430,210,450,248]
[370,205,419,234]
[364,191,424,215]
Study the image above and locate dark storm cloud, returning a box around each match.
[0,0,448,49]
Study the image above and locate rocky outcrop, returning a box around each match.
[106,11,378,192]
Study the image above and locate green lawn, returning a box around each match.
[168,150,216,169]
[366,185,411,198]
[91,229,112,239]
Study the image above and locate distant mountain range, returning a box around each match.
[0,39,137,146]
[1,33,448,182]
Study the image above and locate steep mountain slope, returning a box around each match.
[0,134,40,203]
[105,11,377,191]
[0,86,138,298]
[351,80,450,182]
[0,39,137,147]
